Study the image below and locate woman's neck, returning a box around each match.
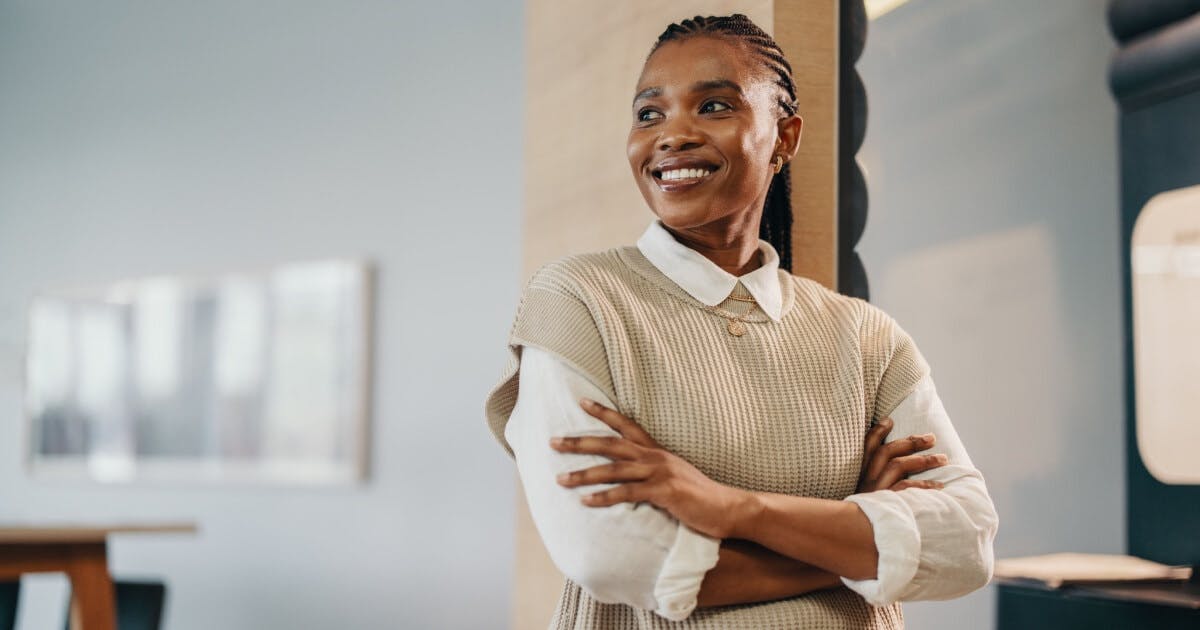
[662,218,763,277]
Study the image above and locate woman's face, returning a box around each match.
[627,36,799,233]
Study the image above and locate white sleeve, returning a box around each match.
[840,374,999,606]
[505,345,721,621]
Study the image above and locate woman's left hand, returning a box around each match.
[551,398,750,540]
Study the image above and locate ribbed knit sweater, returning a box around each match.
[485,245,929,629]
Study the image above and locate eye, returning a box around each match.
[700,100,732,114]
[637,108,663,122]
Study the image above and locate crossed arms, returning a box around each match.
[506,346,998,620]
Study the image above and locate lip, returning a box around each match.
[649,155,721,193]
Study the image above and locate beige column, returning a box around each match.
[774,0,840,289]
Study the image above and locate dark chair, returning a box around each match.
[63,580,167,630]
[0,580,18,630]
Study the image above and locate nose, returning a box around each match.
[657,114,704,152]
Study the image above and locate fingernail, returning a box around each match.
[935,454,949,464]
[556,473,569,483]
[922,433,935,442]
[549,437,564,448]
[579,397,595,408]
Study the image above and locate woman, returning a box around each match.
[485,14,997,629]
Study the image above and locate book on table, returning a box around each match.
[995,553,1193,588]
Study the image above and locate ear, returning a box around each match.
[775,114,804,162]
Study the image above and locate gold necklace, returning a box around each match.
[708,293,758,336]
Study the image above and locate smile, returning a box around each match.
[658,168,713,181]
[652,166,718,191]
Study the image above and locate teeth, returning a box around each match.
[660,168,711,181]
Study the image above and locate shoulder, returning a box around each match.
[782,277,930,414]
[784,274,913,349]
[525,247,636,301]
[786,273,875,327]
[788,273,855,308]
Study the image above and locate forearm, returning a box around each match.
[730,492,880,581]
[837,375,998,604]
[843,475,998,603]
[696,539,841,608]
[510,347,682,610]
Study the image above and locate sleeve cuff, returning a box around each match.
[651,524,721,621]
[841,491,921,606]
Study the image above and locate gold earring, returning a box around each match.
[772,155,785,174]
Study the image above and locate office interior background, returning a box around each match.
[5,0,1191,628]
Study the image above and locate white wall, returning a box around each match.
[0,2,522,629]
[858,0,1123,628]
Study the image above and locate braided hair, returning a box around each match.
[650,14,799,271]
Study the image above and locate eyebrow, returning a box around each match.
[632,79,745,105]
[633,86,662,104]
[692,79,744,95]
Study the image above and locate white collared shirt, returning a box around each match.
[503,220,998,620]
[636,220,785,321]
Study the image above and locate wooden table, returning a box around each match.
[0,523,196,630]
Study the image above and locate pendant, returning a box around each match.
[727,320,747,336]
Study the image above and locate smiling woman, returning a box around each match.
[485,13,997,630]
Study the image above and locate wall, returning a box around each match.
[858,0,1123,628]
[0,2,522,629]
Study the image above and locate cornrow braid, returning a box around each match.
[650,14,798,271]
[652,16,799,117]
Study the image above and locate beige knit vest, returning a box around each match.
[485,246,929,630]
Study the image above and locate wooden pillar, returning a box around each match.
[775,1,840,289]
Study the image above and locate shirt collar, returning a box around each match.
[635,219,784,322]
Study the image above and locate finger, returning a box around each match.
[866,432,936,482]
[550,435,642,460]
[556,461,654,488]
[581,482,651,507]
[580,398,660,448]
[861,417,894,476]
[875,453,949,488]
[890,479,945,491]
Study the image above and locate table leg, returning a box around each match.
[65,542,115,630]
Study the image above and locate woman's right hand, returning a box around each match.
[857,417,948,492]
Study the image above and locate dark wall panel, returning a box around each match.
[1110,3,1200,566]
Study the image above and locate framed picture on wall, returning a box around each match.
[23,258,373,485]
[1131,184,1200,486]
